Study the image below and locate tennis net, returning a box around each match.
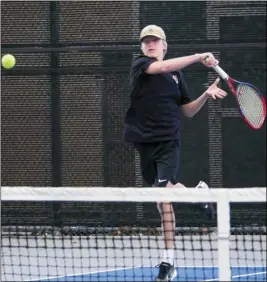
[1,186,266,282]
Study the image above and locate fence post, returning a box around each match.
[50,1,61,228]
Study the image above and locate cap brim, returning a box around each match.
[140,34,164,41]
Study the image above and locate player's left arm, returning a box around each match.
[181,76,227,118]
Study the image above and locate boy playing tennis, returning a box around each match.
[124,25,227,281]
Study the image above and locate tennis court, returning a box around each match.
[34,267,266,282]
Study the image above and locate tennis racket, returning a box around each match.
[208,62,266,130]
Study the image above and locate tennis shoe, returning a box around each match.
[155,262,177,281]
[195,181,216,220]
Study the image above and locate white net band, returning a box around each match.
[2,187,266,202]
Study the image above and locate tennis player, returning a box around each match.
[123,25,227,281]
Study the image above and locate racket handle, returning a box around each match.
[205,56,229,80]
[211,65,229,80]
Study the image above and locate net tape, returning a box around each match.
[2,186,266,202]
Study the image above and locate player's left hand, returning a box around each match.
[205,78,227,100]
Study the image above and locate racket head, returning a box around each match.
[228,79,266,130]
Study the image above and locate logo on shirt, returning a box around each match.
[172,74,179,84]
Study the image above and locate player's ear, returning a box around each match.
[140,43,145,54]
[163,40,168,57]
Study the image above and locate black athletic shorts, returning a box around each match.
[134,140,180,187]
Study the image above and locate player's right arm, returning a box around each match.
[145,52,217,74]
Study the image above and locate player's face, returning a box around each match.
[141,36,167,60]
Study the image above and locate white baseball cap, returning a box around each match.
[140,25,166,41]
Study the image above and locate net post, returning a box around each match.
[217,190,231,281]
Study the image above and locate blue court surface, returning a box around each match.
[35,266,266,282]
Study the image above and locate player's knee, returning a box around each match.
[155,179,174,214]
[157,202,173,215]
[161,202,173,213]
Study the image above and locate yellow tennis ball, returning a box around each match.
[2,54,16,69]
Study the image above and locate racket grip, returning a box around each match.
[211,65,229,80]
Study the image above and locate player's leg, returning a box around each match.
[154,142,215,281]
[153,141,180,281]
[156,181,176,265]
[134,142,213,281]
[134,141,177,278]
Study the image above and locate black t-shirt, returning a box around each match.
[123,55,193,143]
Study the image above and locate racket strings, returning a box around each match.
[236,84,265,128]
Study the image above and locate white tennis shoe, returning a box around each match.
[195,181,216,219]
[195,181,209,190]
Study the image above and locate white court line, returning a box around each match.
[205,271,267,281]
[24,266,142,282]
[150,265,265,268]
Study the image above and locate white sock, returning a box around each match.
[162,249,174,265]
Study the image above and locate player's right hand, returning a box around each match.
[199,53,218,67]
